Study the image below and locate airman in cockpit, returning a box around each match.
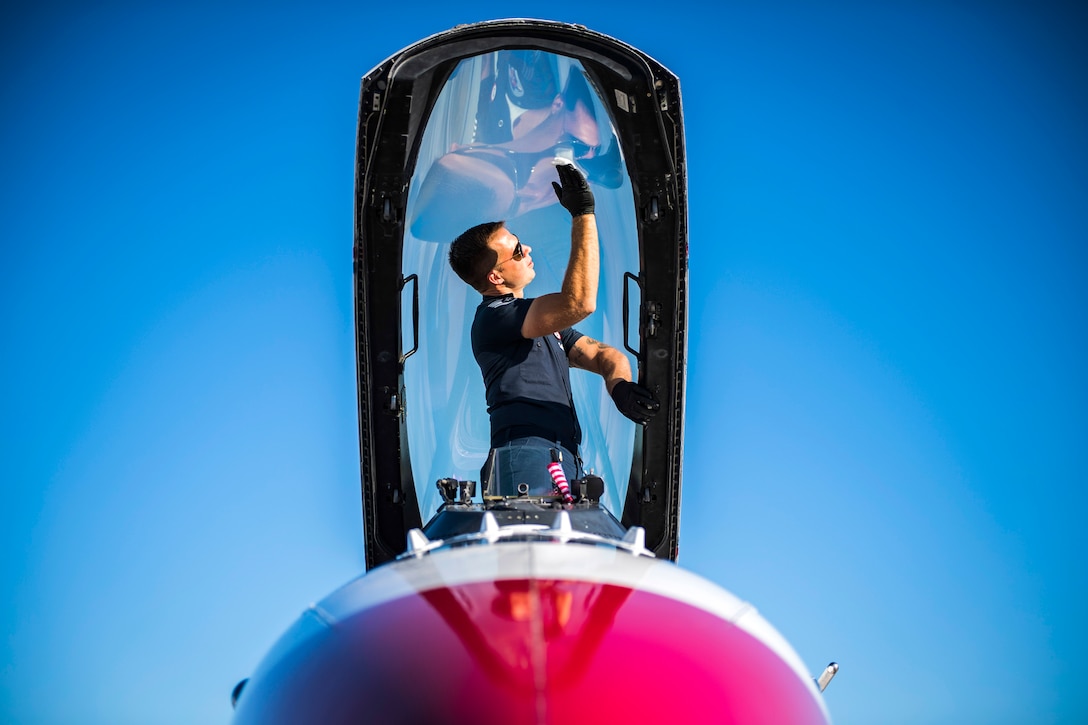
[447,163,659,497]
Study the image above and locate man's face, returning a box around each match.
[489,227,534,290]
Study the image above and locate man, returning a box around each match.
[448,162,659,496]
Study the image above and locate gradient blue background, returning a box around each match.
[3,2,1085,723]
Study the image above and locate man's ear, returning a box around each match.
[485,268,504,288]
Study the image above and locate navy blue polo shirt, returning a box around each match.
[471,294,584,451]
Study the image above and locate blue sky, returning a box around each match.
[2,2,1085,724]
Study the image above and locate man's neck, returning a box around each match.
[483,286,525,299]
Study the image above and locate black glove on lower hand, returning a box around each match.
[610,381,660,424]
[551,162,595,217]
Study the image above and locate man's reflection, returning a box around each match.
[411,51,622,244]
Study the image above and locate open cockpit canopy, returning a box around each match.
[354,19,687,568]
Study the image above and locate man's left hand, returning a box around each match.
[610,381,660,424]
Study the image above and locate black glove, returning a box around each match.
[610,381,660,424]
[551,162,595,217]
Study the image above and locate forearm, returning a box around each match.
[596,345,633,393]
[560,213,599,316]
[571,337,632,393]
[570,335,658,424]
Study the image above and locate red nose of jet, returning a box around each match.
[231,545,830,725]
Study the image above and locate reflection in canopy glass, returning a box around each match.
[401,50,640,518]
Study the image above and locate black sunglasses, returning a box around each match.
[496,240,524,267]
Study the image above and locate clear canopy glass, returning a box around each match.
[400,50,641,519]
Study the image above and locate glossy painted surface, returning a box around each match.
[232,543,830,724]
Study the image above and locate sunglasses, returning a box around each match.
[496,240,524,267]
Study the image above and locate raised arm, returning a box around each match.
[521,164,598,339]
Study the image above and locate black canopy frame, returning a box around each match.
[354,19,688,568]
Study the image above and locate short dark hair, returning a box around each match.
[448,221,505,291]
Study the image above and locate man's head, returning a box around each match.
[449,221,533,293]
